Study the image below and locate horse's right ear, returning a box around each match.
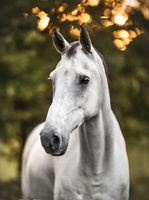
[52,29,70,54]
[79,25,92,53]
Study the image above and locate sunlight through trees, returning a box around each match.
[30,0,149,50]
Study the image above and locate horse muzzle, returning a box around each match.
[40,129,69,156]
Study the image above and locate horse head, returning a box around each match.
[40,26,106,156]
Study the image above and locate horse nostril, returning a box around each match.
[40,134,50,148]
[40,130,43,136]
[51,135,60,150]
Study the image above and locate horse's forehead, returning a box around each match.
[52,46,101,78]
[53,54,80,71]
[64,47,94,68]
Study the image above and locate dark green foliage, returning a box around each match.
[0,179,21,200]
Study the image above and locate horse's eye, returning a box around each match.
[79,75,90,86]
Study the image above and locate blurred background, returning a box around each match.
[0,0,149,199]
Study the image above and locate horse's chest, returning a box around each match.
[54,174,128,200]
[54,185,84,200]
[54,175,83,200]
[54,175,103,200]
[54,183,93,200]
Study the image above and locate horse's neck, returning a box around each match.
[79,110,115,175]
[79,67,115,176]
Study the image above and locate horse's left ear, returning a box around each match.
[79,25,92,53]
[52,29,70,54]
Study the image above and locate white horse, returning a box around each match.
[22,26,129,200]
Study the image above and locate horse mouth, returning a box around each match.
[51,149,67,156]
[44,143,68,156]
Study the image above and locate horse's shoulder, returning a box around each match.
[22,122,54,189]
[22,122,45,166]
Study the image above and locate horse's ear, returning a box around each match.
[79,25,92,53]
[52,29,70,54]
